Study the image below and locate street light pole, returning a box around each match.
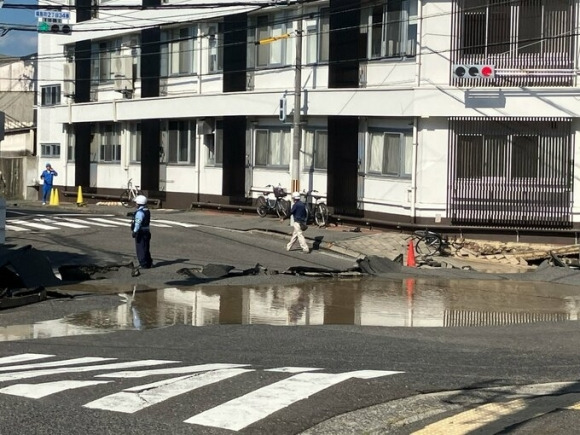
[291,1,303,194]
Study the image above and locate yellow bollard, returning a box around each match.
[76,186,85,206]
[49,188,55,206]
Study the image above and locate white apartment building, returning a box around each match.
[36,0,580,233]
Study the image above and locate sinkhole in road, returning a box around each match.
[2,277,580,341]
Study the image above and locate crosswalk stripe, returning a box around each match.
[265,367,322,373]
[56,217,115,227]
[84,368,252,414]
[110,217,171,228]
[0,354,54,365]
[9,220,56,230]
[87,218,127,226]
[35,218,90,229]
[185,370,402,431]
[96,363,250,379]
[0,360,178,382]
[0,357,114,373]
[0,380,112,399]
[5,224,28,232]
[151,219,199,228]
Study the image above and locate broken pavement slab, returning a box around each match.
[0,245,61,289]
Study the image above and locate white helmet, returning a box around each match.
[292,192,301,200]
[135,195,147,205]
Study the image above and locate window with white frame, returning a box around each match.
[303,130,328,170]
[65,125,75,162]
[256,12,293,67]
[207,23,223,73]
[129,122,141,163]
[95,123,121,162]
[368,130,412,177]
[161,120,196,164]
[305,8,329,64]
[91,38,121,84]
[161,25,198,77]
[362,0,417,59]
[206,120,223,165]
[41,85,61,106]
[255,128,291,167]
[41,143,61,158]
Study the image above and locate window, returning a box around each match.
[161,120,196,164]
[255,128,291,167]
[363,0,417,59]
[161,26,198,77]
[129,122,141,163]
[94,123,121,162]
[456,134,539,179]
[305,8,329,64]
[91,39,121,84]
[206,120,223,165]
[207,23,223,73]
[41,143,60,158]
[41,85,61,106]
[303,130,328,170]
[66,125,75,162]
[256,12,293,67]
[460,0,572,57]
[368,131,412,177]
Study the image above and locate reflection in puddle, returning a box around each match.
[2,277,580,341]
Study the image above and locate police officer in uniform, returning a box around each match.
[132,195,153,268]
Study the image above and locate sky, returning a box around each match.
[0,0,38,57]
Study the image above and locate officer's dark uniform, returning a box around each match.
[132,204,153,268]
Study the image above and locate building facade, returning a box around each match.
[36,0,580,232]
[0,55,37,200]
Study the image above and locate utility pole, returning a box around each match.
[291,1,303,194]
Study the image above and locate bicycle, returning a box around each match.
[120,178,143,207]
[303,190,329,227]
[256,184,290,219]
[412,229,464,257]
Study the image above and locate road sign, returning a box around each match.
[35,10,70,20]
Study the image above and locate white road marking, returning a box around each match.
[0,380,112,399]
[5,224,28,232]
[110,217,170,228]
[0,357,115,373]
[185,370,403,431]
[265,367,322,373]
[84,368,252,413]
[9,220,56,230]
[0,354,54,365]
[55,217,115,227]
[0,360,178,382]
[96,363,249,378]
[35,218,90,229]
[151,219,199,228]
[87,218,127,226]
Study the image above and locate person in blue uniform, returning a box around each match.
[40,163,58,205]
[286,191,310,253]
[132,195,153,268]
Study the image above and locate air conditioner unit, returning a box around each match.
[63,62,75,97]
[159,78,168,96]
[196,119,214,135]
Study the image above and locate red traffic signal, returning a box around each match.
[453,64,495,79]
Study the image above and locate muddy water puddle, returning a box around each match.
[2,277,580,341]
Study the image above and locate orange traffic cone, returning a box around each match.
[406,240,416,267]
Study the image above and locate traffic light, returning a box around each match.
[453,64,495,79]
[37,21,72,35]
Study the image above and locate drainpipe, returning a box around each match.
[415,0,423,87]
[197,27,203,95]
[291,1,303,193]
[411,118,418,224]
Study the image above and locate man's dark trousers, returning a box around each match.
[135,231,152,268]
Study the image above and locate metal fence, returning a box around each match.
[447,117,574,229]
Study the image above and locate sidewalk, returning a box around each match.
[7,199,537,274]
